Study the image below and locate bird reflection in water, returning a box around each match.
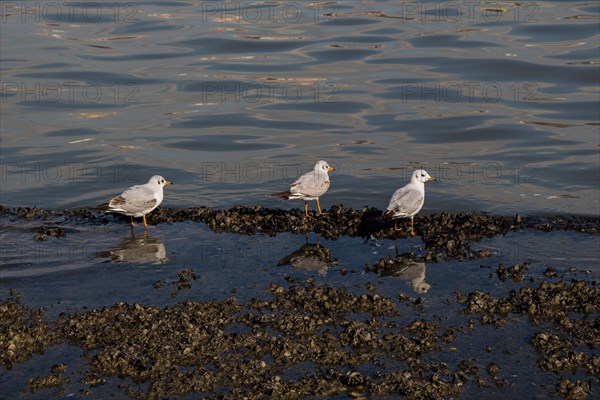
[277,234,338,275]
[392,260,431,294]
[367,254,431,294]
[96,228,170,264]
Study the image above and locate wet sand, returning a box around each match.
[1,206,598,399]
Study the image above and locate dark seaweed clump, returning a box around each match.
[33,226,68,241]
[460,280,600,395]
[2,280,476,399]
[0,291,57,370]
[3,205,598,265]
[2,205,599,239]
[1,204,598,265]
[2,274,599,399]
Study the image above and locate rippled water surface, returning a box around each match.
[1,0,599,214]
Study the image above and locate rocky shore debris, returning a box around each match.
[461,279,600,395]
[3,205,598,238]
[3,206,597,243]
[2,274,598,399]
[0,291,56,370]
[1,280,475,399]
[1,206,599,398]
[5,206,597,267]
[32,226,67,241]
[495,262,529,282]
[277,240,339,275]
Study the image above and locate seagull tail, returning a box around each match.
[94,202,112,212]
[378,210,395,221]
[270,190,292,200]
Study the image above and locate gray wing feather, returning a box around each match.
[387,187,423,217]
[109,186,157,213]
[290,172,330,197]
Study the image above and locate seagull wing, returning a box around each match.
[386,186,424,217]
[108,185,157,214]
[290,171,330,197]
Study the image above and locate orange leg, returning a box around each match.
[410,216,415,237]
[143,215,148,228]
[316,198,329,215]
[304,202,312,218]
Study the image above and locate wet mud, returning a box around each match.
[2,276,598,399]
[2,205,598,260]
[1,205,599,399]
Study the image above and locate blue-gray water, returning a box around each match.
[1,1,599,399]
[1,0,598,214]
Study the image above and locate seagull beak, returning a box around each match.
[165,181,173,185]
[428,177,437,181]
[328,167,335,171]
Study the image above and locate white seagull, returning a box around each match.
[271,160,335,218]
[382,169,436,236]
[101,175,173,228]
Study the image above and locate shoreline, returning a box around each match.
[2,205,599,233]
[1,205,598,399]
[2,204,598,264]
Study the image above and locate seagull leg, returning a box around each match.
[143,215,148,229]
[304,201,313,219]
[130,217,135,226]
[393,219,401,232]
[316,198,329,215]
[410,216,415,237]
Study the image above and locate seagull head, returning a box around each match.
[412,169,436,184]
[315,160,335,174]
[148,175,173,187]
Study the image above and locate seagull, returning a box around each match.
[271,160,335,218]
[382,169,436,236]
[100,175,173,228]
